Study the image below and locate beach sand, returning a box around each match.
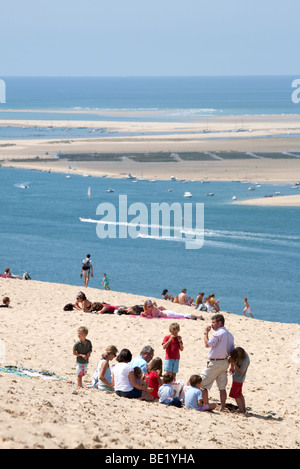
[0,278,299,449]
[235,194,300,206]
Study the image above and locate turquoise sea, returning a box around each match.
[0,167,299,324]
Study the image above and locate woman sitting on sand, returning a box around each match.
[141,300,204,320]
[111,348,153,399]
[73,292,92,312]
[92,345,118,390]
[204,294,220,312]
[161,289,173,301]
[195,292,207,311]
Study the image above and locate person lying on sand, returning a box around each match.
[115,305,144,315]
[3,267,22,280]
[73,292,92,312]
[141,300,204,320]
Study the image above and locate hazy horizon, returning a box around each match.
[1,0,299,77]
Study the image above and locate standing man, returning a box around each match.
[200,314,234,411]
[81,254,93,288]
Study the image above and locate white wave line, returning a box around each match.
[80,218,300,243]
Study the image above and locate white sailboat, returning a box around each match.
[87,186,91,199]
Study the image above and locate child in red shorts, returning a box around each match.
[229,347,250,413]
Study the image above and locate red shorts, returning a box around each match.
[229,381,243,399]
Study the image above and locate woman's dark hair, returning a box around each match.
[116,348,132,363]
[77,291,86,301]
[162,289,168,295]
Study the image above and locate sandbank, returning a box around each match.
[235,194,300,206]
[0,277,299,449]
[1,113,300,183]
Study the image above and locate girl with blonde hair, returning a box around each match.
[92,345,118,390]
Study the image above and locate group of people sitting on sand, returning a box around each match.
[161,288,221,313]
[74,314,250,413]
[65,292,211,320]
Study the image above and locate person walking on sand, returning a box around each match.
[102,273,110,290]
[200,313,234,411]
[81,254,93,287]
[242,297,254,318]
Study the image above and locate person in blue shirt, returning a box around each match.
[129,345,154,375]
[158,372,182,408]
[185,375,217,412]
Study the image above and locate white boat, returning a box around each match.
[170,176,177,181]
[87,186,91,198]
[126,173,136,179]
[107,188,114,193]
[248,187,255,191]
[15,183,30,189]
[184,191,192,198]
[205,193,214,196]
[66,175,71,179]
[232,196,237,200]
[167,189,173,192]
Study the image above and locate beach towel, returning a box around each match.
[129,315,186,319]
[0,365,68,381]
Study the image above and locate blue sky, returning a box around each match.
[1,0,299,76]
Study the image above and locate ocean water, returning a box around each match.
[1,167,299,324]
[0,76,299,122]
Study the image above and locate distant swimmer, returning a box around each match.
[242,297,254,318]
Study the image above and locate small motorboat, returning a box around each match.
[107,188,114,193]
[183,191,192,198]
